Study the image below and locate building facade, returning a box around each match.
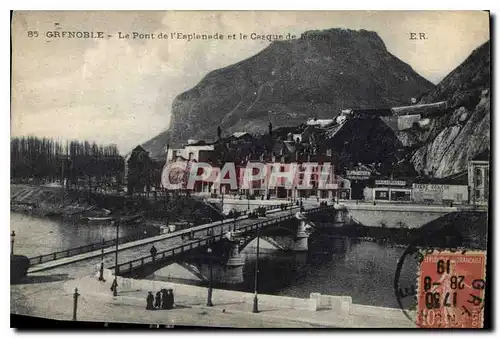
[468,151,490,205]
[412,183,469,205]
[363,179,412,202]
[125,145,152,195]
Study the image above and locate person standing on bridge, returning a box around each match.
[150,245,158,263]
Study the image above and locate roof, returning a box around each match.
[184,140,216,147]
[306,118,335,127]
[391,101,448,116]
[472,149,490,162]
[232,132,250,138]
[348,108,393,116]
[324,123,346,139]
[131,145,148,153]
[125,145,149,161]
[414,170,469,185]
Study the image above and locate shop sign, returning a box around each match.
[346,170,371,180]
[412,184,450,192]
[375,180,406,186]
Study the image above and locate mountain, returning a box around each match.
[142,28,434,159]
[408,40,490,178]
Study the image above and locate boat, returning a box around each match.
[120,213,144,225]
[83,216,114,224]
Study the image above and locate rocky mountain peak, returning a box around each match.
[143,28,434,159]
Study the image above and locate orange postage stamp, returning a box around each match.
[416,250,487,328]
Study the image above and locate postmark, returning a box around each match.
[415,250,486,328]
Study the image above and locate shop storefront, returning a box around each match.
[363,179,412,202]
[412,184,468,204]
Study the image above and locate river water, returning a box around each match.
[10,212,416,309]
[239,239,417,308]
[10,212,158,257]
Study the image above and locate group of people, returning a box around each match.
[279,203,289,211]
[146,288,175,310]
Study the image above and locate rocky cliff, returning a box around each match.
[143,28,434,158]
[409,41,490,178]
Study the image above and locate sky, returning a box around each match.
[11,11,490,154]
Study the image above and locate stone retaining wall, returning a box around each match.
[101,269,408,318]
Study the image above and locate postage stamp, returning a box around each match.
[416,250,487,328]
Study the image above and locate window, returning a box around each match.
[390,190,411,201]
[475,189,482,198]
[475,168,483,186]
[375,190,389,200]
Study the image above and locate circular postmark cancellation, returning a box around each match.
[393,219,487,328]
[415,250,486,328]
[394,245,487,328]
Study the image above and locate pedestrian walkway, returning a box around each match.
[63,275,414,328]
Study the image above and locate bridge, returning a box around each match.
[27,203,337,283]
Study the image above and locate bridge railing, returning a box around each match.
[114,234,223,275]
[30,203,319,268]
[225,202,295,217]
[112,205,330,275]
[27,230,154,266]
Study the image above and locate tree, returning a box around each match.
[217,126,222,140]
[268,121,273,137]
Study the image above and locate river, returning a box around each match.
[239,238,417,309]
[10,212,159,257]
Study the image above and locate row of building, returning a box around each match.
[160,136,489,205]
[355,151,489,205]
[126,100,488,206]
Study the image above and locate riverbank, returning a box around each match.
[11,184,112,218]
[317,213,487,249]
[11,183,222,227]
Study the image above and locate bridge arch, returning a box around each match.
[236,224,298,252]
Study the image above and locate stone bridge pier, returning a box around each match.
[268,219,313,252]
[150,237,246,285]
[221,237,245,284]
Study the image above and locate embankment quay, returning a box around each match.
[11,194,486,327]
[11,273,415,328]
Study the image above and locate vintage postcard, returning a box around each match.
[10,10,490,329]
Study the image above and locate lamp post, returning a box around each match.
[206,247,214,307]
[72,287,80,321]
[113,220,119,296]
[221,190,224,213]
[252,226,260,313]
[98,238,105,282]
[10,231,15,255]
